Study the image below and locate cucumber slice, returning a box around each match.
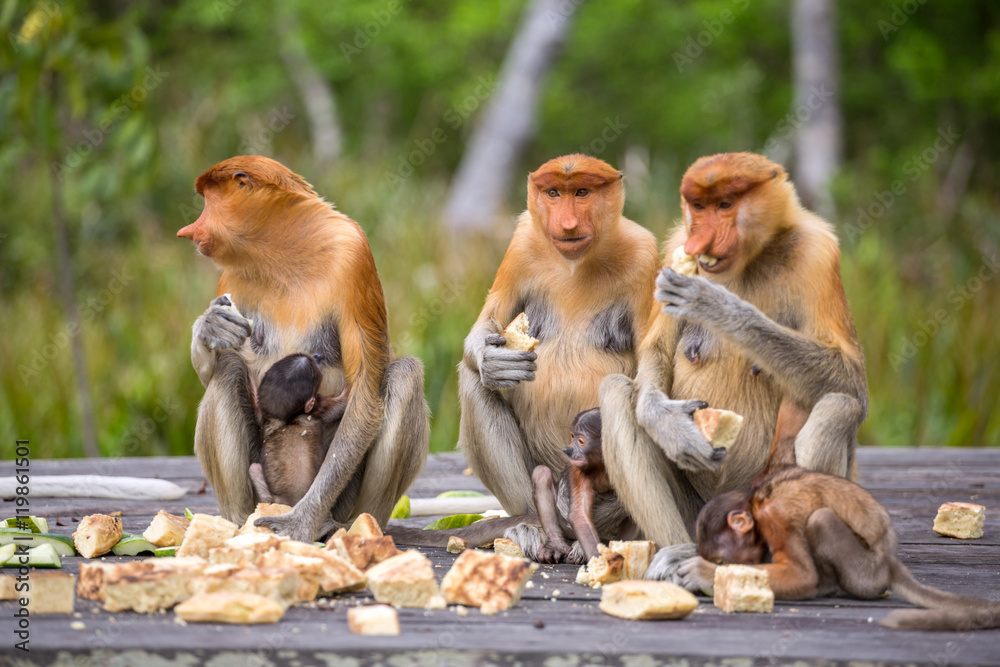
[4,516,50,533]
[422,514,483,531]
[153,546,178,558]
[27,543,62,568]
[435,491,484,499]
[0,543,15,566]
[111,533,157,556]
[390,495,411,519]
[184,508,194,521]
[0,528,76,557]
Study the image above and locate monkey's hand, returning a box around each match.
[677,556,717,596]
[645,543,698,585]
[655,268,746,326]
[253,507,322,543]
[191,295,253,387]
[636,385,726,471]
[477,333,538,390]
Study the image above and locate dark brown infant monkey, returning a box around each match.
[249,353,350,507]
[531,408,636,563]
[677,467,1000,631]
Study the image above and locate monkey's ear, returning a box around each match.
[727,510,754,534]
[304,396,316,414]
[233,171,253,190]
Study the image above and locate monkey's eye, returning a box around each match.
[546,188,560,198]
[718,201,732,209]
[692,202,705,211]
[575,188,589,197]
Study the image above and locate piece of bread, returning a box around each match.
[102,557,207,613]
[671,246,700,277]
[501,313,539,352]
[366,550,441,608]
[25,572,75,614]
[190,567,299,609]
[239,502,294,534]
[576,544,625,588]
[599,580,698,620]
[142,510,190,547]
[933,502,985,539]
[256,551,323,602]
[279,540,366,594]
[176,514,239,558]
[347,605,401,636]
[714,564,774,613]
[440,549,538,615]
[492,537,525,558]
[348,513,384,538]
[175,592,284,624]
[77,561,122,601]
[608,540,658,580]
[693,408,745,449]
[0,574,16,600]
[224,532,288,552]
[446,536,468,554]
[326,532,401,571]
[73,514,123,558]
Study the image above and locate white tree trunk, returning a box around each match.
[791,0,841,216]
[443,0,583,232]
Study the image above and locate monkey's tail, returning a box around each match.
[385,514,540,548]
[878,560,1000,631]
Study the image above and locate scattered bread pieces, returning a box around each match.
[446,536,468,554]
[326,532,401,571]
[73,514,123,558]
[348,604,400,636]
[692,408,744,449]
[240,503,294,534]
[933,502,985,539]
[492,537,525,559]
[671,246,700,277]
[608,540,658,580]
[502,313,539,352]
[177,514,239,558]
[26,572,76,614]
[142,510,190,547]
[77,561,117,601]
[576,544,624,588]
[280,540,365,594]
[175,592,284,624]
[256,551,322,602]
[441,549,538,615]
[599,580,698,620]
[0,574,15,600]
[348,513,384,538]
[714,564,774,613]
[190,566,299,609]
[366,550,441,608]
[102,557,207,613]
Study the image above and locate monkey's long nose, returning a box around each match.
[177,222,197,239]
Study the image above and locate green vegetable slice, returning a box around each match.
[390,495,411,519]
[435,491,485,499]
[422,514,483,531]
[0,528,76,557]
[4,516,50,533]
[111,533,158,556]
[0,543,15,566]
[153,546,178,558]
[184,508,195,521]
[26,543,62,568]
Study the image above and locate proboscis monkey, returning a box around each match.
[596,152,867,575]
[459,154,660,518]
[178,156,429,541]
[680,467,1000,631]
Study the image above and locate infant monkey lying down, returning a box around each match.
[249,353,350,507]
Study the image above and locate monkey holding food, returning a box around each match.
[248,352,351,507]
[676,467,1000,631]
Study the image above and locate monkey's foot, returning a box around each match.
[504,523,549,562]
[564,541,587,565]
[645,543,698,584]
[254,510,317,543]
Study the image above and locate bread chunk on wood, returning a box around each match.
[74,514,123,558]
[933,502,985,539]
[440,549,537,615]
[599,580,698,620]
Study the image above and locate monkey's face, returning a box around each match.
[177,178,251,261]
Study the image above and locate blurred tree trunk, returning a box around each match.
[791,0,841,216]
[278,13,341,167]
[443,0,583,233]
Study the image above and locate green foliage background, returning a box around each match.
[1,0,998,458]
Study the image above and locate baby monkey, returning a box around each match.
[531,408,636,563]
[679,467,999,631]
[248,353,350,507]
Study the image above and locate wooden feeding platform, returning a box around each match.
[1,448,998,665]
